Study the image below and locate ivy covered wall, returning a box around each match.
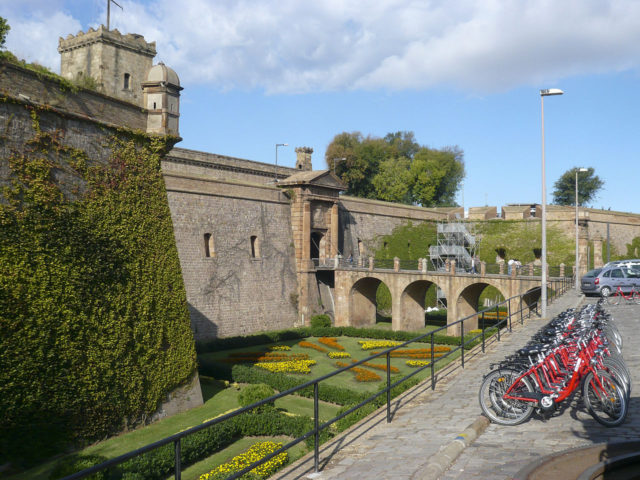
[0,99,197,466]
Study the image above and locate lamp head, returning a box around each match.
[540,88,564,96]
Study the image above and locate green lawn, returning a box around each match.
[12,333,464,480]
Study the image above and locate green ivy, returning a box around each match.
[0,106,196,466]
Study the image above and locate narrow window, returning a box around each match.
[124,73,130,90]
[153,101,157,109]
[250,236,260,258]
[204,233,215,258]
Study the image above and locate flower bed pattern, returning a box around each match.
[318,337,345,350]
[406,360,435,367]
[270,345,292,351]
[361,361,400,373]
[335,361,382,382]
[198,441,288,480]
[328,352,351,359]
[255,359,316,374]
[298,341,328,353]
[358,340,402,350]
[224,353,310,363]
[370,347,451,359]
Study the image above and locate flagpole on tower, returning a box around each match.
[107,0,123,31]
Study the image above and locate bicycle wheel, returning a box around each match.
[582,370,628,427]
[602,358,631,398]
[479,368,535,426]
[609,291,621,306]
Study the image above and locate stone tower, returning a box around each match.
[142,63,182,136]
[295,147,313,171]
[58,26,156,107]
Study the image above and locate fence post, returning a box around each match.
[369,256,374,272]
[481,312,485,353]
[422,258,428,273]
[560,263,565,278]
[394,256,400,272]
[386,352,391,423]
[481,261,486,276]
[499,262,505,275]
[314,382,319,472]
[460,318,465,368]
[174,439,181,480]
[451,259,456,275]
[508,298,512,332]
[431,334,436,390]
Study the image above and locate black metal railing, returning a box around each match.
[63,278,573,480]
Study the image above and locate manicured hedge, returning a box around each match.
[51,409,328,480]
[196,325,467,355]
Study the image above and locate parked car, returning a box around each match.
[581,266,640,297]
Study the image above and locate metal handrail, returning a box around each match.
[63,278,572,480]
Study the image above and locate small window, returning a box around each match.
[611,269,624,278]
[250,236,260,258]
[204,233,215,258]
[124,73,131,90]
[603,271,611,278]
[153,101,157,110]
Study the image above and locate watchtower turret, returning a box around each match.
[58,26,156,107]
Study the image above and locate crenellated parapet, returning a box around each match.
[58,25,156,107]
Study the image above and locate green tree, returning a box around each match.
[410,146,465,207]
[372,157,412,203]
[552,167,603,206]
[0,17,9,50]
[325,131,464,207]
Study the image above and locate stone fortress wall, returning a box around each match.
[4,44,640,342]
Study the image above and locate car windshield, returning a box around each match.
[583,269,602,278]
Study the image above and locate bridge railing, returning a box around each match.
[315,257,571,279]
[63,279,574,480]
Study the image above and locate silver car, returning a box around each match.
[581,266,640,297]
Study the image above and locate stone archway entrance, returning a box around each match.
[350,277,391,327]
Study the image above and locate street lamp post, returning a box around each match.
[274,143,288,182]
[540,88,563,318]
[575,168,588,291]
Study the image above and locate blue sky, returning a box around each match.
[2,0,639,212]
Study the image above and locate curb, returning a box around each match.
[413,416,490,480]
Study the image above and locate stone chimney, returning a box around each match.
[295,147,313,171]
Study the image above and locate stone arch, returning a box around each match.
[453,282,508,334]
[349,276,391,327]
[400,280,443,331]
[521,287,541,315]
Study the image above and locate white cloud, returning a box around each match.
[4,0,640,93]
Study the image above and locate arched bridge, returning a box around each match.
[322,258,571,335]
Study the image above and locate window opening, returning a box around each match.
[251,236,260,258]
[124,73,130,90]
[204,233,215,258]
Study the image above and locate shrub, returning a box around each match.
[238,384,276,410]
[310,314,331,328]
[50,454,109,480]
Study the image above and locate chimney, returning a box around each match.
[295,147,313,171]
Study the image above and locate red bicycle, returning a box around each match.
[479,304,629,427]
[602,284,640,306]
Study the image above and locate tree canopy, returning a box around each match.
[552,167,603,206]
[0,17,9,49]
[325,131,465,207]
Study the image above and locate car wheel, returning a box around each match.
[600,286,611,297]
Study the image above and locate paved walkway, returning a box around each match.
[274,290,640,480]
